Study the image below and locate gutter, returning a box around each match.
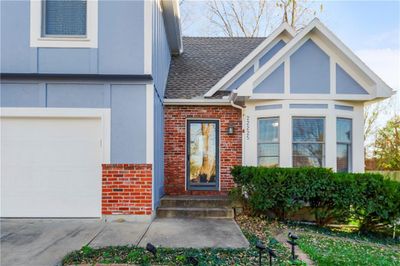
[163,98,231,105]
[228,92,244,110]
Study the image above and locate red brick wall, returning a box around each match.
[164,105,242,195]
[102,164,152,215]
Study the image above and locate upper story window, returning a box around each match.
[30,0,98,48]
[337,118,352,172]
[42,0,87,37]
[292,117,325,167]
[258,118,279,167]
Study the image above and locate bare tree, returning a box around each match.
[277,0,323,30]
[206,0,322,37]
[207,0,269,37]
[364,97,395,159]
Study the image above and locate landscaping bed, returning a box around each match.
[62,216,304,266]
[62,214,399,265]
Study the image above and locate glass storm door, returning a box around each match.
[187,120,219,190]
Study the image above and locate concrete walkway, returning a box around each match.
[1,218,249,266]
[139,218,249,248]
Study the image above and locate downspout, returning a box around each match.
[228,93,245,166]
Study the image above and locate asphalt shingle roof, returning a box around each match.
[165,37,266,99]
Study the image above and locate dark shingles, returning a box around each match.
[165,37,265,99]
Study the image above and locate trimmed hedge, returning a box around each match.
[231,166,400,232]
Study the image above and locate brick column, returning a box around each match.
[102,164,152,216]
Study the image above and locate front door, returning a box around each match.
[187,120,219,190]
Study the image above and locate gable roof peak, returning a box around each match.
[204,22,295,98]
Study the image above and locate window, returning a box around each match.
[30,0,98,48]
[292,117,325,167]
[258,118,279,167]
[337,118,352,172]
[42,0,87,37]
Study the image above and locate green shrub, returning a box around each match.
[352,173,400,233]
[231,166,400,233]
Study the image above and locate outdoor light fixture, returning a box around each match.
[187,256,199,266]
[287,232,299,261]
[255,240,266,266]
[227,123,234,135]
[146,243,157,257]
[266,247,277,266]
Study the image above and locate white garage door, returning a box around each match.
[1,112,105,218]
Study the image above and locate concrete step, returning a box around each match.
[157,207,234,219]
[160,196,231,208]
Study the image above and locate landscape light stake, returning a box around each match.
[146,243,157,258]
[287,232,299,261]
[187,256,199,266]
[266,247,277,266]
[256,240,266,266]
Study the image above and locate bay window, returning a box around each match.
[292,117,325,167]
[258,118,279,167]
[337,118,352,172]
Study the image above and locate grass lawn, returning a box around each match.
[62,215,399,265]
[298,233,399,266]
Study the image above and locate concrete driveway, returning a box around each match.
[1,218,248,266]
[0,219,149,266]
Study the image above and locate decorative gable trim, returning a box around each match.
[236,18,394,100]
[204,23,295,98]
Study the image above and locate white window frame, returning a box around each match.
[257,117,280,167]
[292,116,326,167]
[30,0,98,48]
[336,117,352,172]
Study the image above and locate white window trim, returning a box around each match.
[292,116,326,168]
[30,0,98,48]
[257,117,280,167]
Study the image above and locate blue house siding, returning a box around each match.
[254,63,284,93]
[0,1,37,73]
[151,2,171,208]
[336,64,368,94]
[111,84,147,163]
[1,0,145,75]
[226,66,255,91]
[259,40,286,67]
[38,49,98,74]
[0,80,147,164]
[290,39,330,94]
[0,83,45,107]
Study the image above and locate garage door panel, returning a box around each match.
[1,115,103,218]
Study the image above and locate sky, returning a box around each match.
[180,0,400,118]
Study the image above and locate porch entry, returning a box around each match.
[186,120,219,190]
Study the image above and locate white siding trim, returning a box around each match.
[30,0,98,48]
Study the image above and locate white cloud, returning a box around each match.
[355,48,400,90]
